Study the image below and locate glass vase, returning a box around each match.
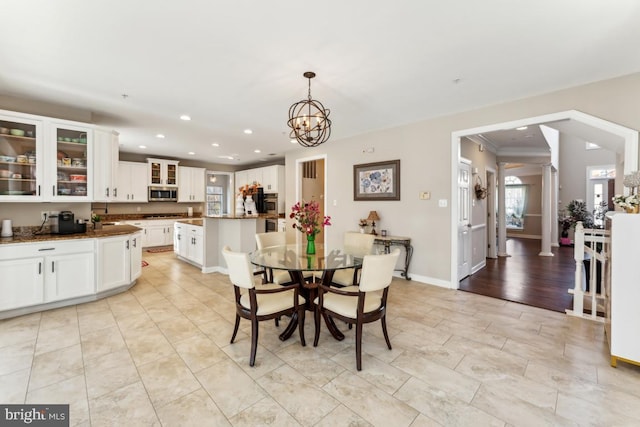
[306,234,316,255]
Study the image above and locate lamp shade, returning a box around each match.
[367,211,380,221]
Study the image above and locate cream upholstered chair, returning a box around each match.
[314,248,400,370]
[331,232,376,287]
[255,232,315,284]
[222,246,306,366]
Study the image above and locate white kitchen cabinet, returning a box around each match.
[130,232,143,282]
[145,223,174,247]
[0,257,44,310]
[246,168,263,187]
[47,122,93,201]
[0,239,94,311]
[262,165,284,193]
[93,128,119,202]
[147,158,179,187]
[0,111,44,201]
[178,166,205,202]
[174,222,203,266]
[96,233,142,292]
[45,251,95,301]
[234,170,248,191]
[117,161,148,202]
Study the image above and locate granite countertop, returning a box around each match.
[205,214,281,220]
[0,225,142,245]
[176,219,204,226]
[101,213,202,222]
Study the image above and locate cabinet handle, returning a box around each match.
[51,261,55,273]
[38,248,55,251]
[52,185,55,196]
[126,240,129,250]
[177,234,181,240]
[127,194,129,200]
[106,188,109,197]
[38,262,42,275]
[131,194,134,200]
[114,188,118,197]
[133,238,137,248]
[38,185,41,196]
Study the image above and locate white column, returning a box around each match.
[539,163,554,256]
[550,168,559,247]
[497,162,509,257]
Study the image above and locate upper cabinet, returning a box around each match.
[93,129,119,202]
[235,165,284,194]
[0,112,44,200]
[0,109,117,203]
[49,122,93,201]
[262,165,284,194]
[117,161,148,202]
[178,166,205,202]
[148,158,179,187]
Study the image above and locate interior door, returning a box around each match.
[457,160,472,280]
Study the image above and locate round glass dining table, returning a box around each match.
[250,243,363,341]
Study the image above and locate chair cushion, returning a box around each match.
[314,288,382,318]
[240,290,305,315]
[331,268,358,286]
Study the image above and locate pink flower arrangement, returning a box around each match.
[290,200,331,236]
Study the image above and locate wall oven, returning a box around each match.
[148,186,177,202]
[264,194,278,215]
[265,218,278,233]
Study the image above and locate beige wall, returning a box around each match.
[285,72,640,287]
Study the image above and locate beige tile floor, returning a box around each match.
[2,250,640,426]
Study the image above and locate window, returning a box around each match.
[505,176,527,229]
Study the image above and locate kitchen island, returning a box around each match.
[0,225,142,319]
[201,215,270,273]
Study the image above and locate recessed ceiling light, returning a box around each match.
[217,155,234,160]
[180,115,191,121]
[139,145,146,149]
[188,151,195,155]
[156,134,165,139]
[211,143,219,147]
[516,126,528,131]
[254,149,261,153]
[244,129,253,135]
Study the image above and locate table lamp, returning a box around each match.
[367,210,380,235]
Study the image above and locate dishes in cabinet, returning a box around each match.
[9,129,25,137]
[0,155,16,163]
[11,173,22,179]
[69,174,86,182]
[58,188,72,195]
[0,170,12,178]
[16,155,28,163]
[71,158,86,167]
[0,127,9,134]
[0,190,32,195]
[57,171,68,181]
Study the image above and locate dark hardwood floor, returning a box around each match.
[459,238,575,313]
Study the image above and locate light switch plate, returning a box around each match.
[419,191,431,200]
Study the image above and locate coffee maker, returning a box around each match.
[50,211,84,234]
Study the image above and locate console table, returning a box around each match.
[374,235,413,280]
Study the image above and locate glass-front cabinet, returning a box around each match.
[0,114,43,200]
[49,123,92,200]
[147,158,179,187]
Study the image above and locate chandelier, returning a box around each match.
[287,71,331,147]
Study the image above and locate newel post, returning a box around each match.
[572,221,585,314]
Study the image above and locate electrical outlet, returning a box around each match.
[41,211,49,222]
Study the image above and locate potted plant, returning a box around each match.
[358,218,368,233]
[92,214,102,230]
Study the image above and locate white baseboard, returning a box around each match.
[506,234,541,240]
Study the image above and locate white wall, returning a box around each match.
[285,72,640,288]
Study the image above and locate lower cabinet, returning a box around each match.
[0,240,95,312]
[145,223,173,247]
[97,232,143,292]
[174,223,203,266]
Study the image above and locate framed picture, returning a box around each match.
[353,159,400,201]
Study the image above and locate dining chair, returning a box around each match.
[314,248,400,370]
[222,246,306,366]
[331,232,376,287]
[255,231,316,284]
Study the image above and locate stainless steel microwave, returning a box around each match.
[148,186,177,201]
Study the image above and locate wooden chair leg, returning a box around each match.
[275,317,279,327]
[230,314,241,343]
[298,307,306,346]
[313,306,321,347]
[249,318,259,367]
[381,316,392,350]
[355,319,363,371]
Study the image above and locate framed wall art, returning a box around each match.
[353,159,400,201]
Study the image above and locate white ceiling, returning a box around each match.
[1,0,640,166]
